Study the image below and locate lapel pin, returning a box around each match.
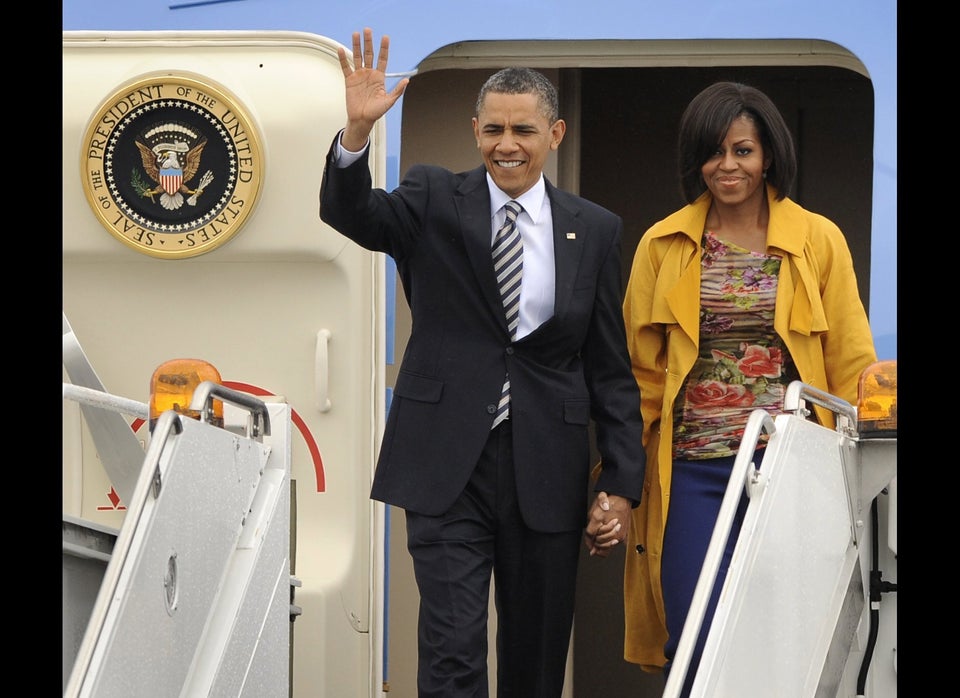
[566,232,576,240]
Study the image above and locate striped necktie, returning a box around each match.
[492,200,523,428]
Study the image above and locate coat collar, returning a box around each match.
[649,185,807,256]
[651,184,825,342]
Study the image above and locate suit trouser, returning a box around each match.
[405,421,582,698]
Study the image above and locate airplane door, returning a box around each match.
[62,31,387,698]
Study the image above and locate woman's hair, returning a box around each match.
[476,67,559,123]
[677,81,797,203]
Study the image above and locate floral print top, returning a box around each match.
[673,231,798,460]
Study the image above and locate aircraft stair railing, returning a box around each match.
[63,381,294,698]
[664,380,897,698]
[63,319,297,697]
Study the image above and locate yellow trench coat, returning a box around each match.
[621,186,878,670]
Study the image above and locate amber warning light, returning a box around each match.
[857,360,897,437]
[149,358,224,431]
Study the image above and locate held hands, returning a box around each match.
[338,27,410,151]
[584,492,631,558]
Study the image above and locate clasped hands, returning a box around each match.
[584,492,631,557]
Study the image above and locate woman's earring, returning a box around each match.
[762,170,768,179]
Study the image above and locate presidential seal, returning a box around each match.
[81,72,264,259]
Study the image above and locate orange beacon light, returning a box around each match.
[857,360,897,437]
[149,358,224,431]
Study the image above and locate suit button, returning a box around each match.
[486,404,497,415]
[505,347,514,355]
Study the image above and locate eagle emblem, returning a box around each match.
[134,124,214,211]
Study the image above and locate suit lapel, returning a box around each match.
[455,169,508,330]
[548,186,585,320]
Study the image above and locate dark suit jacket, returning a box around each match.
[320,136,645,532]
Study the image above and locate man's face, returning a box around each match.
[472,91,565,199]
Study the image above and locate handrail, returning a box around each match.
[62,383,149,419]
[64,409,183,698]
[783,381,858,438]
[63,311,150,506]
[189,380,271,440]
[315,328,333,412]
[663,408,775,698]
[665,380,863,696]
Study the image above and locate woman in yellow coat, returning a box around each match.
[619,81,877,695]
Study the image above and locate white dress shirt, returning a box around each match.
[486,174,556,340]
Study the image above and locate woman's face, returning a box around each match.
[701,114,771,207]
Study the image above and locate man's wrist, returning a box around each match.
[340,125,372,153]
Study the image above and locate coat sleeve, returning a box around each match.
[319,131,423,260]
[811,219,878,403]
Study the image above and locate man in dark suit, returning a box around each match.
[319,28,646,698]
